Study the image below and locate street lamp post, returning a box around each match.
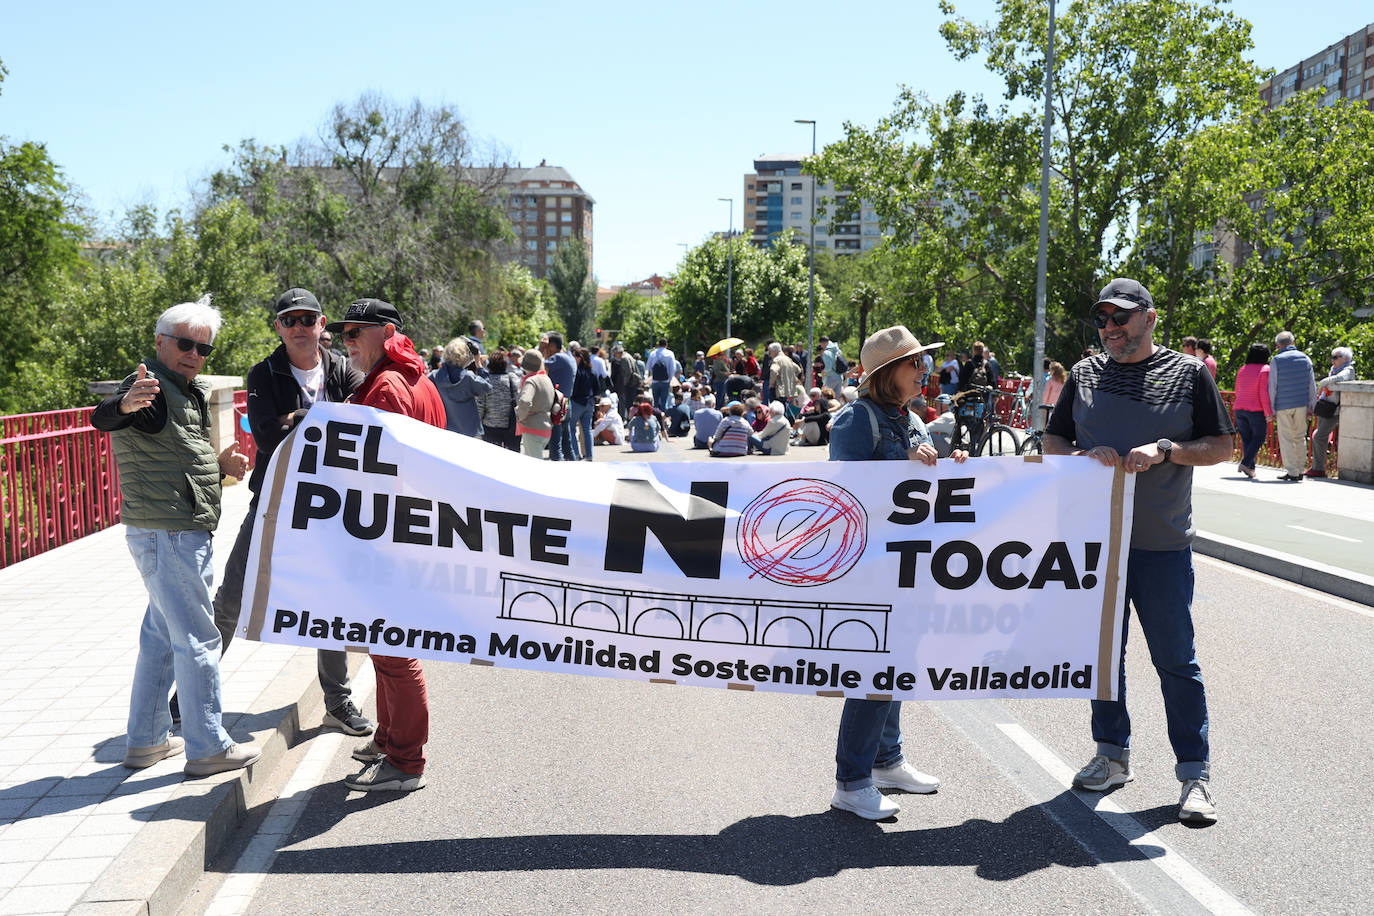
[718,198,733,339]
[1032,0,1056,430]
[795,119,816,387]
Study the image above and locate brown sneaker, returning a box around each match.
[184,742,262,777]
[124,736,185,769]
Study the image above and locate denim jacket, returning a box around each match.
[828,397,931,462]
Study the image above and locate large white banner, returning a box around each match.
[240,402,1133,701]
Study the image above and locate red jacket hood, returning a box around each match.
[363,332,427,386]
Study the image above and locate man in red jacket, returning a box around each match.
[327,298,446,792]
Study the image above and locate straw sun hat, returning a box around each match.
[857,326,943,393]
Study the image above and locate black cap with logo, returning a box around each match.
[325,298,404,333]
[274,288,322,315]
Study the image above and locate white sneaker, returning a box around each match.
[872,761,940,794]
[1178,779,1217,824]
[831,785,900,820]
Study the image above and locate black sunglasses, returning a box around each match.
[1091,310,1137,329]
[342,325,381,340]
[277,314,319,328]
[169,335,214,357]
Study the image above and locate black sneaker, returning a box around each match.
[169,692,181,726]
[323,699,375,737]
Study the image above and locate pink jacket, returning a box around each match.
[1233,363,1271,415]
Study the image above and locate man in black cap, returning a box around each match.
[210,288,374,736]
[1043,277,1234,826]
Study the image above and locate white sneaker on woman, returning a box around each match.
[831,785,900,820]
[872,761,940,794]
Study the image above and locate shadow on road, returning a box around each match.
[265,789,1163,885]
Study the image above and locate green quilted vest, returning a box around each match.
[111,359,222,530]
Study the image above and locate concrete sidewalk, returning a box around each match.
[0,439,1369,915]
[1190,460,1374,605]
[0,483,325,915]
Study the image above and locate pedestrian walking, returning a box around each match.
[1268,331,1318,481]
[1232,344,1272,479]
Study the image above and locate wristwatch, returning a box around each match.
[1156,438,1174,463]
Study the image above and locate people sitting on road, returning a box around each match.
[664,390,692,437]
[709,401,755,457]
[756,401,792,455]
[797,386,840,446]
[591,397,625,445]
[693,394,723,449]
[628,401,665,452]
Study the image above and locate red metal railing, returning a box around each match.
[1,407,122,569]
[2,393,259,570]
[1217,391,1335,473]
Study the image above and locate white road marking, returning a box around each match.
[202,666,375,916]
[1286,524,1360,543]
[1194,554,1374,620]
[997,723,1256,916]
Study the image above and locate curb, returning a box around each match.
[1194,530,1374,607]
[72,648,331,916]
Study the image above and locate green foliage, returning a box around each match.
[811,0,1264,373]
[658,232,827,355]
[546,238,596,342]
[0,128,86,410]
[488,263,561,348]
[596,288,660,357]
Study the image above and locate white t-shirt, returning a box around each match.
[290,361,325,405]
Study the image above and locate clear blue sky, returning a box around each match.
[3,1,1370,286]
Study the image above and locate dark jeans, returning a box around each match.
[1091,547,1209,780]
[482,424,519,451]
[545,421,574,460]
[211,495,352,709]
[835,699,904,789]
[1235,409,1267,471]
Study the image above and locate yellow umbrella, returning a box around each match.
[705,337,744,358]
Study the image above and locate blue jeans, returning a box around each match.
[546,421,574,460]
[1092,547,1209,780]
[650,380,672,412]
[1235,409,1267,471]
[124,526,232,760]
[569,400,594,460]
[835,699,904,789]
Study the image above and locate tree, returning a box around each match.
[546,238,596,342]
[596,288,659,357]
[202,93,514,345]
[0,61,86,411]
[658,231,825,355]
[809,0,1263,372]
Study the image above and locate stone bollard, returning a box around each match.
[1331,380,1374,484]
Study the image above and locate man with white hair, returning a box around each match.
[92,296,261,778]
[1268,330,1317,481]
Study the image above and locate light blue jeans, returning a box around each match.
[125,526,232,760]
[836,699,904,790]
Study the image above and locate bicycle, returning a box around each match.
[1016,404,1057,455]
[949,386,1020,457]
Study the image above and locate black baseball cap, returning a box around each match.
[274,288,322,315]
[1093,278,1154,312]
[325,298,404,332]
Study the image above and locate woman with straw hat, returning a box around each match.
[827,325,968,820]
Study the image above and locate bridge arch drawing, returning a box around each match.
[500,573,890,653]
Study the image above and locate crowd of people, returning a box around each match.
[93,277,1358,822]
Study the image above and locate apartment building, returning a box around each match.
[1260,21,1374,109]
[489,162,595,279]
[742,154,883,253]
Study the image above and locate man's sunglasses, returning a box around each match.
[342,325,381,340]
[1091,310,1137,329]
[169,335,214,357]
[277,314,319,328]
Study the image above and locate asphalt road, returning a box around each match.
[179,437,1374,915]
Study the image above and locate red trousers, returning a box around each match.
[371,655,428,774]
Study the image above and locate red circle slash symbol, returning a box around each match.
[737,479,867,586]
